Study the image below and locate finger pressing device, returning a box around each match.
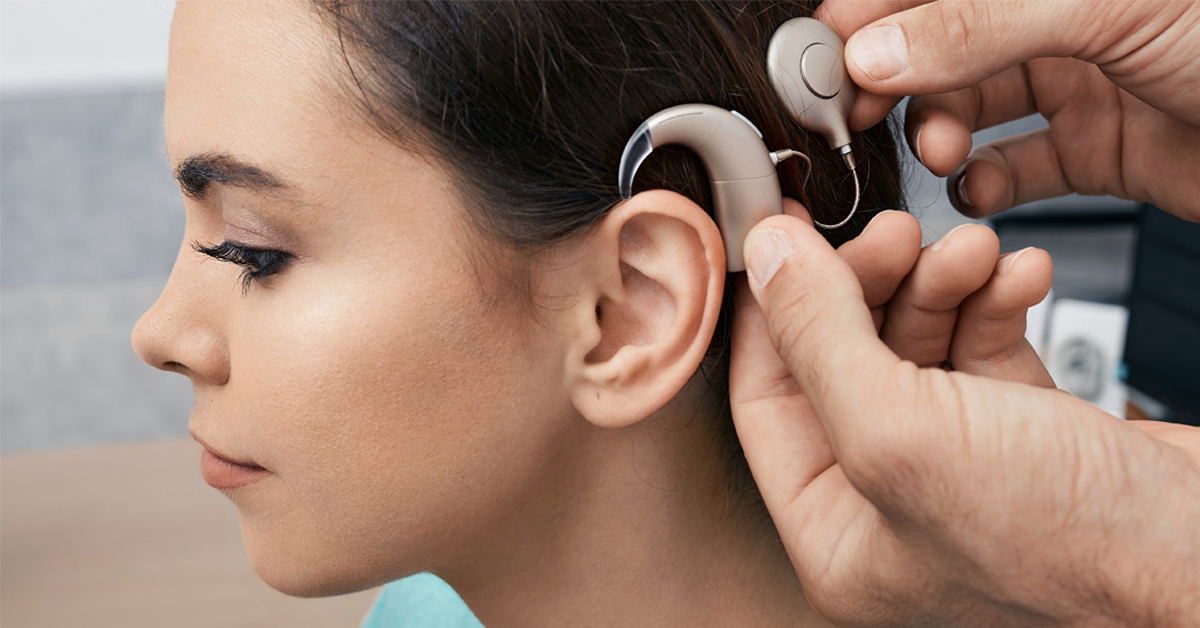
[618,17,859,272]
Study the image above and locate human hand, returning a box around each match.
[815,0,1200,221]
[731,212,1200,626]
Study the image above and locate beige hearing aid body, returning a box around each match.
[618,105,784,272]
[767,17,857,165]
[618,17,859,272]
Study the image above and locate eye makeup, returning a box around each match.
[193,240,294,294]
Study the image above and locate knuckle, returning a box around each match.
[939,0,981,54]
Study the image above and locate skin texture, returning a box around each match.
[134,1,1074,624]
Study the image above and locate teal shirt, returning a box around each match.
[360,573,483,628]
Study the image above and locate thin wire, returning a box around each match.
[771,148,811,190]
[814,164,859,230]
[772,148,858,230]
[772,148,815,192]
[795,151,812,190]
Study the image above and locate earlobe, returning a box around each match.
[565,190,726,429]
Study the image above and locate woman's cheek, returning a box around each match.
[231,267,450,462]
[217,267,485,586]
[218,242,574,594]
[225,256,542,507]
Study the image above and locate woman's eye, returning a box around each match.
[192,240,294,293]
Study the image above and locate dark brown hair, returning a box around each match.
[313,0,905,518]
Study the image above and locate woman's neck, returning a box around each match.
[439,378,834,627]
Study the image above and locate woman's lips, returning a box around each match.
[192,433,271,489]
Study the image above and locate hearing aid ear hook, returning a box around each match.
[617,19,860,271]
[618,104,792,273]
[767,17,861,229]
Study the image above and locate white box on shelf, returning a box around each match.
[1045,299,1129,418]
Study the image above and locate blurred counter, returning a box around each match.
[1,437,379,627]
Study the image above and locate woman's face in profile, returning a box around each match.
[134,0,585,595]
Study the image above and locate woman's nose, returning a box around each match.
[132,244,231,386]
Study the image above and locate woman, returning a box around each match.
[133,1,1051,625]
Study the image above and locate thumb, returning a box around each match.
[844,0,1085,94]
[742,215,902,454]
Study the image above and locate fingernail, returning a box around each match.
[931,223,970,252]
[747,228,796,288]
[954,172,973,208]
[847,24,908,81]
[998,247,1032,275]
[912,123,925,164]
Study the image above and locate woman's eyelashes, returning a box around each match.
[192,240,294,294]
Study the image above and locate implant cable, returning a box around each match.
[771,148,860,230]
[814,158,859,230]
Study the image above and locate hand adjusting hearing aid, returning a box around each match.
[618,17,860,272]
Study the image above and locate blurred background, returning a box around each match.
[2,0,186,454]
[1,2,382,626]
[1,1,1196,627]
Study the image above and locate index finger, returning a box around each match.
[904,64,1037,176]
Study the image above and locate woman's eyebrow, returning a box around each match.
[174,153,293,200]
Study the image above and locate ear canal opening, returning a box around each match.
[618,122,653,200]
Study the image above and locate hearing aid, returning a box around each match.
[767,17,857,171]
[767,16,861,230]
[618,17,860,271]
[618,104,786,273]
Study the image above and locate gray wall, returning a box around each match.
[2,88,191,452]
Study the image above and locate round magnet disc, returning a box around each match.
[800,43,842,99]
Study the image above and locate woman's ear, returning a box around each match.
[558,190,726,429]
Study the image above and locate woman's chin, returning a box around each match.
[239,524,394,598]
[248,555,385,598]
